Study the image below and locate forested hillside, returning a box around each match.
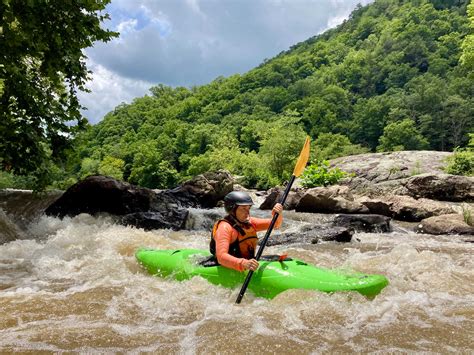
[60,0,474,189]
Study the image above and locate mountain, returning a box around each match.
[70,0,473,190]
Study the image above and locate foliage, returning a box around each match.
[98,156,125,181]
[300,160,350,187]
[313,133,369,160]
[4,0,473,191]
[0,171,37,190]
[462,204,473,226]
[444,133,474,175]
[460,0,474,69]
[377,119,430,152]
[0,0,118,189]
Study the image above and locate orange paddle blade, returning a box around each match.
[292,136,310,177]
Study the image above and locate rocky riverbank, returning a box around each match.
[1,151,472,246]
[39,151,473,239]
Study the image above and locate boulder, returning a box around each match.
[416,214,474,235]
[259,187,304,210]
[332,214,391,233]
[358,195,454,222]
[121,210,189,231]
[404,174,474,202]
[265,225,353,246]
[45,172,233,231]
[45,175,156,218]
[331,151,452,196]
[177,170,234,208]
[295,185,369,214]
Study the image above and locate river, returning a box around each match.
[0,191,473,353]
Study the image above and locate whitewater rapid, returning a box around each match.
[0,204,473,352]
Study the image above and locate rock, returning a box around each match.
[259,187,304,210]
[265,225,353,246]
[295,185,369,214]
[177,170,234,208]
[416,214,474,235]
[404,174,474,202]
[0,189,61,230]
[44,175,220,231]
[332,214,391,233]
[331,151,452,196]
[184,209,223,231]
[358,195,454,222]
[121,210,189,231]
[45,175,156,218]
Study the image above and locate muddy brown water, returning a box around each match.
[0,205,473,353]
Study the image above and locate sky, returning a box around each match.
[79,0,373,124]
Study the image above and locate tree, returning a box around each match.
[460,0,474,69]
[377,119,430,152]
[0,0,118,187]
[98,156,125,181]
[314,133,369,160]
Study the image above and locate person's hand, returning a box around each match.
[272,203,283,215]
[243,259,259,271]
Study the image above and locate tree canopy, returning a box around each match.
[0,0,117,187]
[2,0,473,190]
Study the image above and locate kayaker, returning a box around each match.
[210,191,283,272]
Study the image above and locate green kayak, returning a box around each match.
[135,248,389,299]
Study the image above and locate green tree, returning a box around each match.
[314,133,369,160]
[80,158,100,179]
[377,119,430,152]
[460,0,474,69]
[0,0,117,187]
[98,156,125,180]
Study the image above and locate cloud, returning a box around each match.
[80,0,373,122]
[78,59,152,124]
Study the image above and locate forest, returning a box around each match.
[1,0,473,190]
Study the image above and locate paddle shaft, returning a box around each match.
[235,175,296,304]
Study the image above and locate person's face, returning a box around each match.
[235,205,251,223]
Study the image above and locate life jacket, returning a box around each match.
[210,215,258,259]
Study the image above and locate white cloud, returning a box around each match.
[80,0,374,123]
[78,59,152,124]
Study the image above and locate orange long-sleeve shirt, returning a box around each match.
[213,212,283,271]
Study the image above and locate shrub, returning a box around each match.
[444,133,474,176]
[444,149,474,176]
[300,160,350,187]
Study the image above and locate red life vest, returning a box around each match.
[210,215,258,259]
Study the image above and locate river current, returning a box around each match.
[0,191,473,353]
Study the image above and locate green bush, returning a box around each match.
[444,133,474,176]
[300,160,350,187]
[444,149,474,176]
[0,171,38,190]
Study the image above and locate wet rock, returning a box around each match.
[44,174,230,231]
[265,225,353,246]
[45,175,156,218]
[184,209,223,231]
[177,170,234,208]
[358,195,454,222]
[416,214,474,235]
[259,187,304,210]
[121,210,189,231]
[404,174,474,202]
[333,214,391,233]
[295,186,369,214]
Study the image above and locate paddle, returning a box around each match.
[235,136,310,304]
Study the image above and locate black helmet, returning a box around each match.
[224,191,254,213]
